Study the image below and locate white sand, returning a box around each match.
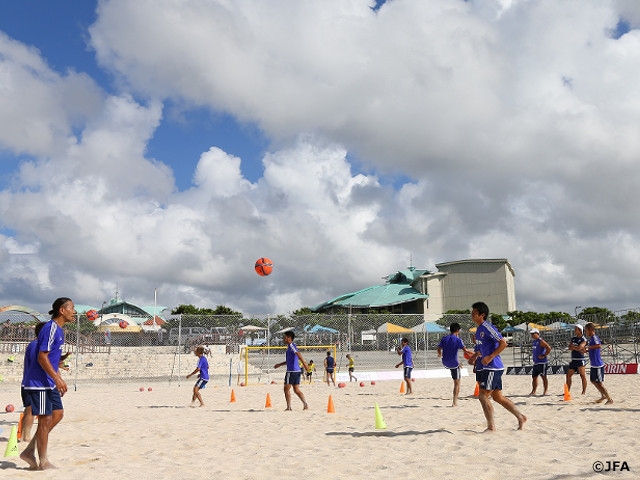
[1,374,637,479]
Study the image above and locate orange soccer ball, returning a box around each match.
[254,257,273,276]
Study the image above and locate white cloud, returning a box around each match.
[2,1,640,315]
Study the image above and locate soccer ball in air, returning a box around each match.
[254,257,273,276]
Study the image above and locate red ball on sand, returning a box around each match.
[139,387,144,392]
[5,404,14,413]
[359,381,365,387]
[254,257,273,276]
[338,382,346,388]
[148,387,152,392]
[370,381,376,386]
[411,378,416,382]
[271,380,276,384]
[240,382,245,387]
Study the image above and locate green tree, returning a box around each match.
[578,307,615,325]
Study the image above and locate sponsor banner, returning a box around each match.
[506,365,567,375]
[604,363,638,374]
[507,364,639,375]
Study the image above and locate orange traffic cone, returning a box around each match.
[265,393,272,408]
[563,383,572,401]
[327,395,335,413]
[473,382,480,397]
[399,381,405,394]
[230,389,237,403]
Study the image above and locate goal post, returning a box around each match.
[242,344,338,386]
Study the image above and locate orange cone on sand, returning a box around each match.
[563,383,572,401]
[265,393,272,408]
[327,395,335,413]
[230,389,237,403]
[473,382,480,397]
[399,381,405,394]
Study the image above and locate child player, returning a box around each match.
[186,346,209,407]
[584,322,613,404]
[395,337,413,394]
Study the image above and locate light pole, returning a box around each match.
[574,305,583,318]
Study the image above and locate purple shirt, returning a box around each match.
[400,345,413,368]
[22,320,64,390]
[438,334,465,369]
[197,355,209,380]
[474,321,504,370]
[588,334,604,368]
[286,342,301,371]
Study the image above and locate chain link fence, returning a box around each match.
[1,310,639,387]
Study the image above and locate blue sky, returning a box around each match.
[1,0,640,316]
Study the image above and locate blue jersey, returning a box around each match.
[570,336,587,360]
[22,320,64,390]
[438,334,465,369]
[474,322,504,370]
[400,345,413,368]
[21,340,37,386]
[474,344,483,371]
[588,334,604,367]
[197,355,209,380]
[286,342,301,371]
[532,338,548,364]
[325,355,335,369]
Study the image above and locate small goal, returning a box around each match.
[240,344,338,386]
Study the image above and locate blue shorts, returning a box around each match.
[403,366,413,379]
[480,369,503,391]
[590,366,604,383]
[24,389,63,416]
[21,386,30,408]
[284,371,302,385]
[569,359,585,371]
[449,366,461,380]
[195,378,208,390]
[532,363,548,377]
[475,370,483,382]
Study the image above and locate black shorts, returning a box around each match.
[449,367,461,380]
[532,363,548,377]
[569,359,585,371]
[285,371,302,385]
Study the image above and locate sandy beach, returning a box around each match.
[0,373,637,480]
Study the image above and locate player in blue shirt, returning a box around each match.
[274,331,309,410]
[437,323,474,406]
[472,301,527,431]
[566,324,587,395]
[324,351,336,386]
[20,297,75,470]
[395,337,413,394]
[187,346,209,407]
[529,328,552,396]
[584,322,613,404]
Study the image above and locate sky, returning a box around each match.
[1,0,640,316]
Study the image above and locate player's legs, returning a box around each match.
[292,384,308,410]
[530,375,538,395]
[452,378,461,406]
[591,367,613,404]
[283,384,293,410]
[578,366,587,394]
[565,368,575,391]
[541,372,549,395]
[21,405,34,443]
[491,390,527,430]
[478,389,495,431]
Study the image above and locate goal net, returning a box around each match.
[240,344,338,386]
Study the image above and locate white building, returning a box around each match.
[420,259,516,321]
